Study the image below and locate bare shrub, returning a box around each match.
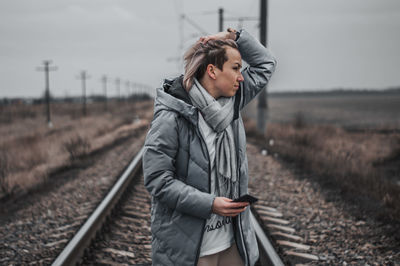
[19,108,37,119]
[0,99,153,198]
[0,146,10,195]
[247,120,400,221]
[5,134,48,173]
[95,125,113,137]
[291,131,315,147]
[0,111,12,124]
[293,111,306,129]
[0,105,38,124]
[63,135,91,161]
[242,117,264,139]
[388,134,400,160]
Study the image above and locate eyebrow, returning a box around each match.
[234,62,242,68]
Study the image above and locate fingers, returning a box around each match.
[232,202,250,208]
[199,36,213,44]
[217,205,248,216]
[222,198,249,209]
[212,197,250,217]
[221,207,247,217]
[199,32,229,44]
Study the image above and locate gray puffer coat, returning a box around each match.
[143,29,276,266]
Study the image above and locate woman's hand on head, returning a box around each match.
[212,197,249,217]
[199,31,235,44]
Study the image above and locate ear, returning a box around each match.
[206,64,217,80]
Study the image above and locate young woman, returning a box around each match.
[143,28,276,266]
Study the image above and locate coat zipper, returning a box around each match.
[238,195,250,265]
[235,117,250,266]
[194,126,212,266]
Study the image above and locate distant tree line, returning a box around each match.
[269,86,400,97]
[0,93,152,106]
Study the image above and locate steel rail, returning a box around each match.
[250,210,285,266]
[52,145,283,266]
[52,147,144,266]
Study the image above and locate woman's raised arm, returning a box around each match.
[237,29,277,109]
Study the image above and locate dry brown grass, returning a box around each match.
[0,146,10,195]
[244,117,400,221]
[0,100,153,199]
[63,135,91,161]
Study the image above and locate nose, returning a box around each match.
[237,73,244,82]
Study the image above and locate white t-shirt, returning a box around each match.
[198,113,235,257]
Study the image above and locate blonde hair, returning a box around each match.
[183,39,238,91]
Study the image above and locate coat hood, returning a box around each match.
[155,75,242,125]
[154,75,199,125]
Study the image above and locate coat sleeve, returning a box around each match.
[236,29,277,109]
[143,109,216,220]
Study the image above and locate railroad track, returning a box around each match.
[51,147,287,266]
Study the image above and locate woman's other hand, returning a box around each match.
[199,30,236,44]
[212,197,249,217]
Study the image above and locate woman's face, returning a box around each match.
[214,47,244,98]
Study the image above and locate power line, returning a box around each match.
[181,14,209,35]
[168,12,210,71]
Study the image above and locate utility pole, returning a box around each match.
[77,70,90,116]
[257,0,268,134]
[218,8,224,32]
[125,81,131,100]
[115,78,121,101]
[135,83,141,95]
[36,60,57,128]
[129,82,134,100]
[101,75,108,112]
[139,83,143,95]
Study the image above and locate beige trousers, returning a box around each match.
[197,243,244,266]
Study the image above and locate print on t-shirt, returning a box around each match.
[205,216,232,232]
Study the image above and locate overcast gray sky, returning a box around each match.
[1,0,400,98]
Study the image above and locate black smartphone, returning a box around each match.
[233,194,258,204]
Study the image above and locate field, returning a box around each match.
[0,99,153,200]
[244,91,400,130]
[243,91,400,221]
[1,91,399,221]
